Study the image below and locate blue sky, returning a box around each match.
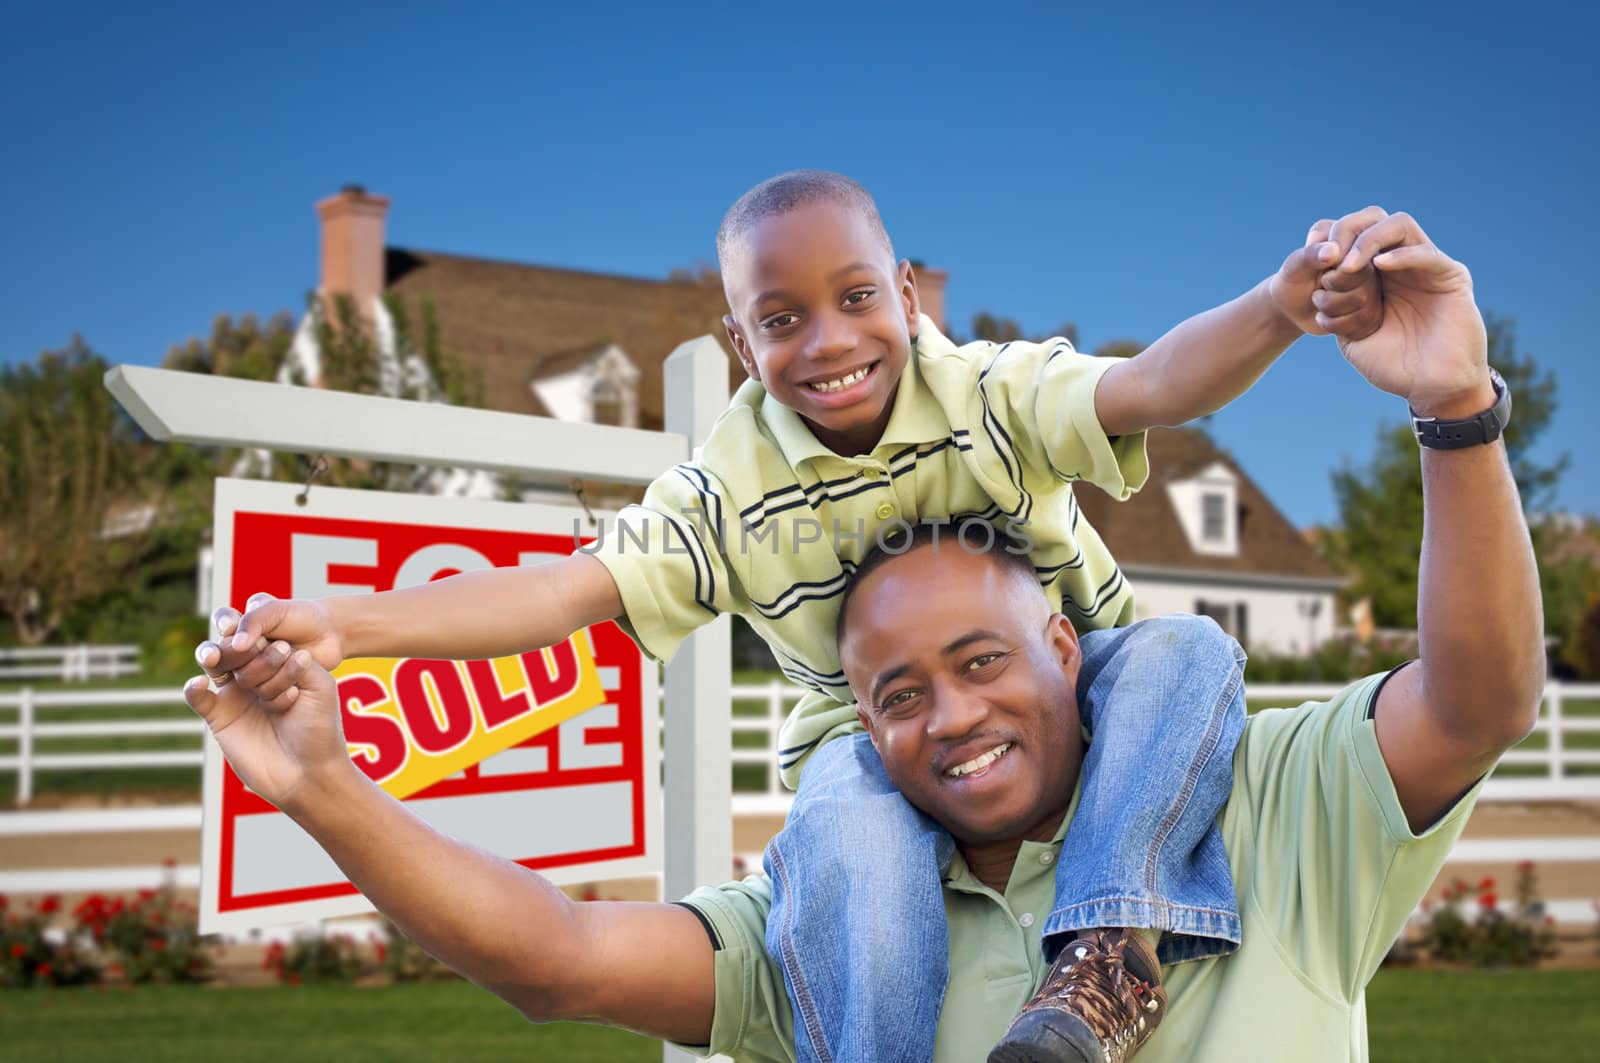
[3,2,1594,527]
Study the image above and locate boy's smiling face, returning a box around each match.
[722,199,920,456]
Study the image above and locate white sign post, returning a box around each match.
[109,339,734,1059]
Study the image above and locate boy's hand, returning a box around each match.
[183,650,354,812]
[195,594,344,691]
[1321,210,1489,416]
[1269,209,1385,339]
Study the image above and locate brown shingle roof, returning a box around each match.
[1076,428,1341,582]
[375,251,1335,583]
[383,247,743,428]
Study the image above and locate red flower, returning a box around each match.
[1477,877,1495,892]
[9,943,24,958]
[151,938,166,951]
[38,895,61,915]
[1479,892,1498,910]
[0,894,8,911]
[36,962,51,979]
[288,973,302,986]
[1517,860,1534,873]
[374,943,387,964]
[161,857,177,869]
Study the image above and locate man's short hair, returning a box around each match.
[837,518,1036,644]
[716,170,895,269]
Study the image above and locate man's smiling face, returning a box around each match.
[838,542,1085,850]
[721,200,920,456]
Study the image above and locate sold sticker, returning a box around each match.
[337,635,606,799]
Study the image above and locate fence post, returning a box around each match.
[768,681,784,798]
[18,686,34,806]
[1546,681,1565,781]
[661,336,733,1063]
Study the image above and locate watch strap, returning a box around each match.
[1410,369,1511,450]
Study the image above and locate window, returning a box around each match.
[1194,599,1249,649]
[591,378,623,427]
[1202,492,1227,542]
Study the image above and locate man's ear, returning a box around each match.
[856,704,881,751]
[1046,614,1083,684]
[897,260,922,338]
[724,315,760,382]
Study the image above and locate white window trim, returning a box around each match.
[1166,462,1239,557]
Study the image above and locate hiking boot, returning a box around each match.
[987,928,1167,1063]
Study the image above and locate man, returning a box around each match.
[185,208,1542,1061]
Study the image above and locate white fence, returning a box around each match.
[4,680,1599,808]
[0,687,202,804]
[728,680,1600,806]
[0,644,139,682]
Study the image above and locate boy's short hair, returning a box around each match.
[717,170,895,270]
[837,518,1036,644]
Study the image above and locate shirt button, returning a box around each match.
[1019,913,1035,928]
[875,502,896,520]
[1039,851,1054,866]
[861,467,881,479]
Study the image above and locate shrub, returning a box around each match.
[1,894,101,988]
[1416,865,1557,968]
[380,920,456,983]
[264,932,371,985]
[1245,633,1415,684]
[73,873,215,984]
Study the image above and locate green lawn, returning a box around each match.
[1,969,1597,1062]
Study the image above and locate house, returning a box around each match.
[292,186,1337,653]
[1076,429,1346,655]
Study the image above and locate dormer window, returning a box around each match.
[591,377,624,427]
[1202,492,1227,543]
[1166,461,1239,557]
[530,343,640,428]
[587,344,640,429]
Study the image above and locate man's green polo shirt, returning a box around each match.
[593,316,1147,784]
[675,671,1481,1062]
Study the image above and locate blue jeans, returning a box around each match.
[762,615,1248,1063]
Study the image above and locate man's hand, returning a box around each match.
[1268,209,1385,340]
[1317,209,1491,417]
[184,647,353,813]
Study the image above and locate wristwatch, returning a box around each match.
[1410,369,1511,449]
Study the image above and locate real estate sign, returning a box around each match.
[200,478,660,934]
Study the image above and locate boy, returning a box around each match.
[204,171,1378,1063]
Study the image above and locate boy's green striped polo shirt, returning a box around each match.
[593,316,1148,785]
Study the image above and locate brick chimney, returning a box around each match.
[912,262,949,335]
[316,185,390,320]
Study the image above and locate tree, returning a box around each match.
[0,338,204,645]
[1323,312,1567,630]
[1092,339,1145,360]
[166,294,487,494]
[1533,517,1600,677]
[968,313,1080,349]
[162,311,296,382]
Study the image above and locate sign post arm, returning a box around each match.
[104,365,685,486]
[661,338,733,1063]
